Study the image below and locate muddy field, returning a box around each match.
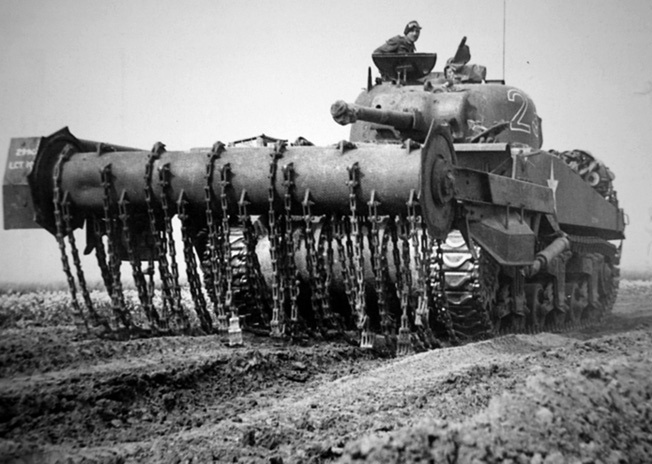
[1,279,651,463]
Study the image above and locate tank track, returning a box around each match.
[228,227,271,328]
[436,231,621,341]
[567,235,620,321]
[228,229,252,310]
[437,230,494,342]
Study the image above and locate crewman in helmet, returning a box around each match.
[374,20,422,54]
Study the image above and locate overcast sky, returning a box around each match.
[1,0,651,284]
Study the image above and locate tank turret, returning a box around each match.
[335,80,542,149]
[338,36,542,148]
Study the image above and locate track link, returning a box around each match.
[437,231,494,342]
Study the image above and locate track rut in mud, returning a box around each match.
[0,279,651,463]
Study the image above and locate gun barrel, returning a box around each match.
[331,100,416,131]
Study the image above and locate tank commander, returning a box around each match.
[374,21,422,54]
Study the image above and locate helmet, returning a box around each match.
[404,21,422,35]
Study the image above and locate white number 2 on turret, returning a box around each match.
[507,89,531,134]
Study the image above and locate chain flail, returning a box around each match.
[100,163,131,329]
[159,163,189,331]
[321,220,335,328]
[407,190,428,328]
[396,216,413,355]
[282,163,300,325]
[420,215,439,348]
[118,190,160,330]
[52,146,88,331]
[146,253,156,324]
[268,143,286,337]
[61,192,106,330]
[368,190,390,338]
[434,239,459,344]
[390,217,403,295]
[220,188,242,347]
[177,190,212,333]
[42,136,490,350]
[344,219,357,309]
[379,218,392,331]
[218,162,242,345]
[144,151,172,329]
[333,218,355,313]
[347,163,372,348]
[302,190,322,325]
[302,194,333,332]
[92,216,114,297]
[219,164,233,313]
[313,219,333,330]
[204,145,227,331]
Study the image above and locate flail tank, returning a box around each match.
[3,37,625,354]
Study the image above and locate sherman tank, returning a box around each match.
[3,38,625,354]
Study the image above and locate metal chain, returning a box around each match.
[92,216,115,299]
[343,215,357,311]
[178,190,212,333]
[219,164,233,315]
[302,196,333,331]
[61,192,106,329]
[391,217,403,294]
[158,163,189,331]
[302,189,323,327]
[118,190,161,330]
[314,218,333,329]
[204,145,227,331]
[268,143,286,337]
[379,217,393,333]
[333,218,355,315]
[368,190,390,337]
[396,217,413,355]
[144,151,172,329]
[420,214,439,347]
[282,163,300,325]
[100,164,131,329]
[407,190,428,327]
[321,219,335,328]
[52,146,88,331]
[146,253,156,324]
[347,163,372,348]
[219,163,241,344]
[434,239,459,344]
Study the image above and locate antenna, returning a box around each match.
[502,0,507,82]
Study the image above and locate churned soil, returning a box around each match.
[1,280,651,463]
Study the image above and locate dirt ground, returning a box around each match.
[1,279,651,464]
